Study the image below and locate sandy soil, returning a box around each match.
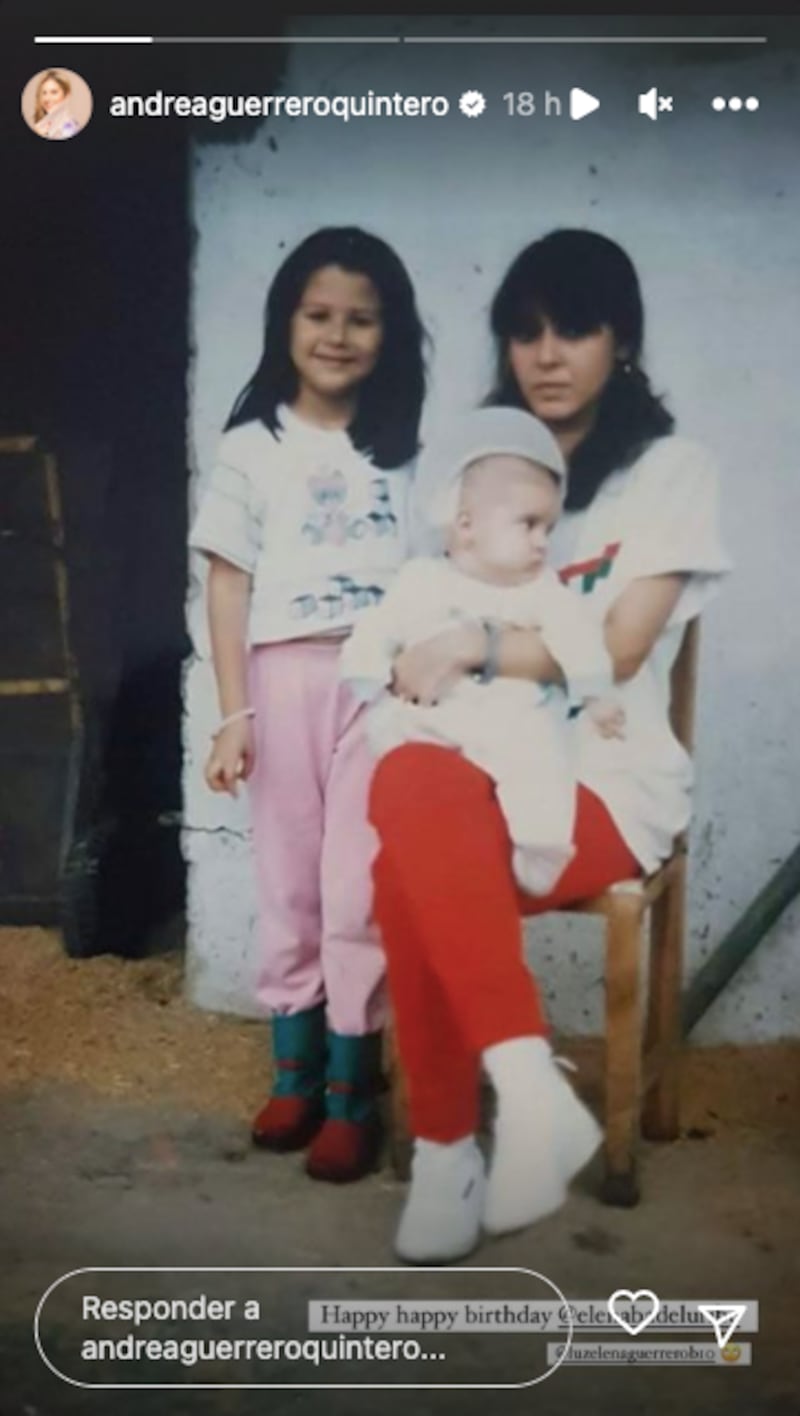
[1,926,798,1141]
[2,927,799,1416]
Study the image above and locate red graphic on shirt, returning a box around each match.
[558,541,621,594]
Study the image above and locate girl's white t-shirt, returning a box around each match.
[545,435,732,873]
[188,406,415,643]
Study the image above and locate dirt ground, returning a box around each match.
[1,927,799,1416]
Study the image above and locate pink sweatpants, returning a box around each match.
[247,639,385,1035]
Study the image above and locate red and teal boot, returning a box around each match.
[305,1030,385,1183]
[251,1004,327,1152]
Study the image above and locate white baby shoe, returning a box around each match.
[394,1135,486,1264]
[482,1036,602,1236]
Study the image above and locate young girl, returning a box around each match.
[189,227,426,1184]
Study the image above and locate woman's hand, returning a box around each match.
[390,622,486,706]
[204,718,256,797]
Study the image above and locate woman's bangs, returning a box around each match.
[507,289,606,341]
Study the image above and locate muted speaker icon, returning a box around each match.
[638,86,674,120]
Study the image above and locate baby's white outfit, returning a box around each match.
[340,555,614,895]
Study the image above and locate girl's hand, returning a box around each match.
[390,622,486,706]
[204,718,256,797]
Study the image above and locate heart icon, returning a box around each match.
[608,1289,660,1336]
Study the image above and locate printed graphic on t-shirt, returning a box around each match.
[289,575,385,621]
[291,463,400,620]
[300,467,399,547]
[559,541,621,594]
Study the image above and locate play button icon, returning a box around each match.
[570,87,600,120]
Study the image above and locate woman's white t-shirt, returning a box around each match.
[546,436,732,873]
[188,405,415,643]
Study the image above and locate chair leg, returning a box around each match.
[642,858,685,1141]
[602,891,644,1207]
[384,1020,411,1181]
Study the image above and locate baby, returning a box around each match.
[341,406,624,895]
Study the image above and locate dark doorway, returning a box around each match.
[0,8,288,954]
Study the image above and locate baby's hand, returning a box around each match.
[586,698,626,740]
[390,622,483,706]
[204,718,256,797]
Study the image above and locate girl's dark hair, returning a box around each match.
[226,226,427,469]
[488,229,674,509]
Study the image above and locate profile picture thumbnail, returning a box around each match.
[21,68,93,140]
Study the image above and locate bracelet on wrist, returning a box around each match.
[212,706,255,739]
[474,619,501,685]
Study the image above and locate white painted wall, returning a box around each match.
[183,16,800,1041]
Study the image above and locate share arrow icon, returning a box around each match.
[698,1304,747,1349]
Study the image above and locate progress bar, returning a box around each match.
[33,35,391,44]
[34,35,769,45]
[407,36,768,44]
[35,36,155,43]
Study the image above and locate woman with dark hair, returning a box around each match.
[487,229,674,509]
[190,227,427,1184]
[367,229,731,1263]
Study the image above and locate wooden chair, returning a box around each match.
[386,618,700,1207]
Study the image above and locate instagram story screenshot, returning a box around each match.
[1,4,799,1413]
